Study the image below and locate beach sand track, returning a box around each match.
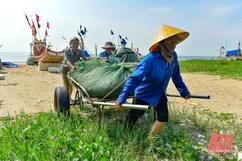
[0,66,241,121]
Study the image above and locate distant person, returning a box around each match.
[61,37,91,102]
[98,41,117,64]
[115,24,191,137]
[98,41,116,58]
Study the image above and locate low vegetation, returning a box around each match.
[179,59,242,80]
[0,59,241,160]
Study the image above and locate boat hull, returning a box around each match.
[30,48,65,63]
[217,56,242,60]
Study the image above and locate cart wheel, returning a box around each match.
[54,86,70,117]
[79,95,84,111]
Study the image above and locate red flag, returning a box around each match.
[31,21,37,36]
[25,14,31,27]
[45,29,49,37]
[47,22,50,29]
[36,14,40,23]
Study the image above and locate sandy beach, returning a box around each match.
[0,65,63,116]
[0,65,242,121]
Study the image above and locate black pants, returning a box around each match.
[125,95,168,130]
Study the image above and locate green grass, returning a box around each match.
[179,59,242,80]
[0,59,241,160]
[0,105,241,160]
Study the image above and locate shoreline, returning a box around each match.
[0,54,218,63]
[11,61,27,64]
[1,57,219,67]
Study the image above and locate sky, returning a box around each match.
[0,0,242,57]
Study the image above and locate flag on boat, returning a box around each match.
[24,13,31,27]
[46,21,50,29]
[31,21,37,36]
[111,30,114,35]
[80,30,85,35]
[36,14,41,28]
[119,35,127,46]
[61,35,67,41]
[45,29,49,37]
[77,30,81,37]
[78,24,87,38]
[37,23,41,28]
[36,14,40,22]
[80,28,87,36]
[121,38,127,46]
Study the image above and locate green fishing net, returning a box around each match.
[68,57,138,99]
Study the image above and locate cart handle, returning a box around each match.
[92,102,150,110]
[166,94,210,99]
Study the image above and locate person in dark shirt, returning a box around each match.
[61,37,90,100]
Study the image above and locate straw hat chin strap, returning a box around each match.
[159,41,176,64]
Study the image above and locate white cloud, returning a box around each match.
[211,6,239,17]
[148,7,172,13]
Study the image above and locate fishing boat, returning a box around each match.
[24,13,66,64]
[217,41,242,60]
[29,39,65,63]
[218,55,242,60]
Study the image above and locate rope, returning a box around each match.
[99,76,130,102]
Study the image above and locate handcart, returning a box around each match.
[54,75,151,128]
[54,75,210,128]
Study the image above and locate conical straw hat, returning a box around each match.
[149,25,189,52]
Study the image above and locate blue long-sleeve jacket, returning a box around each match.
[98,51,113,57]
[116,51,190,107]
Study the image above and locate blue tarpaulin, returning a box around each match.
[226,50,239,57]
[2,62,19,68]
[83,50,90,57]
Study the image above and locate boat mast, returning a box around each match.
[226,41,227,55]
[238,41,241,56]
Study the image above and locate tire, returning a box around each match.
[54,86,70,117]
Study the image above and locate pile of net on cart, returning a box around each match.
[68,47,139,99]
